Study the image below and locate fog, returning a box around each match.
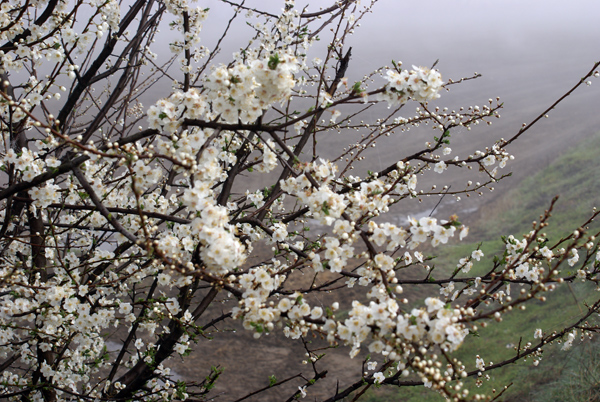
[148,0,600,221]
[343,0,600,219]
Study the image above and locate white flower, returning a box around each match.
[174,343,188,355]
[425,297,444,313]
[483,155,496,166]
[434,161,447,174]
[419,216,437,232]
[278,298,292,312]
[119,303,133,315]
[562,332,576,350]
[568,249,579,266]
[471,250,484,261]
[476,355,485,371]
[373,372,385,384]
[368,340,385,354]
[440,282,454,297]
[298,386,307,398]
[540,246,553,259]
[330,109,342,123]
[310,307,323,320]
[158,272,171,287]
[318,90,332,107]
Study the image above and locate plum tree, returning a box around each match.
[0,0,599,401]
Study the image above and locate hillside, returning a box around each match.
[366,133,600,401]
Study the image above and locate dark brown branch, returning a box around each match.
[55,0,149,133]
[72,166,139,244]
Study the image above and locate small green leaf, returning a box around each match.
[268,53,280,70]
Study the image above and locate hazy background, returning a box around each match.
[173,0,600,222]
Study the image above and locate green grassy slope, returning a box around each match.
[364,133,600,402]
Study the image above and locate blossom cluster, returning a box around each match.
[379,64,444,107]
[326,291,470,361]
[147,50,301,130]
[205,51,300,123]
[280,159,346,225]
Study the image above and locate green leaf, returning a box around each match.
[175,381,187,399]
[269,375,277,387]
[268,53,280,70]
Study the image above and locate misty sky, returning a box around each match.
[150,0,600,216]
[195,1,600,96]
